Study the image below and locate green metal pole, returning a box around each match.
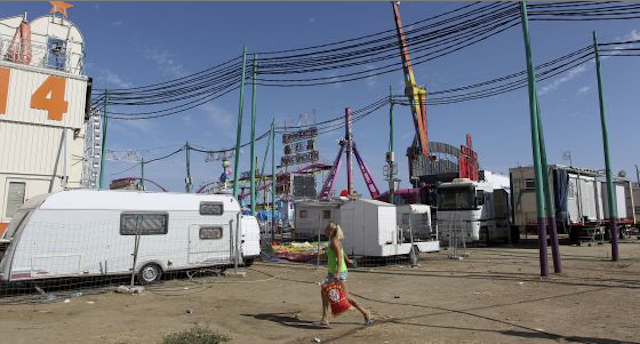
[140,158,145,191]
[520,1,549,277]
[389,86,394,154]
[185,141,192,193]
[270,119,276,240]
[250,54,258,216]
[388,85,396,202]
[99,89,108,189]
[232,47,248,199]
[535,95,562,273]
[593,31,619,261]
[257,127,272,192]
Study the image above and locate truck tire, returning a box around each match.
[510,226,520,244]
[137,263,162,284]
[243,258,254,267]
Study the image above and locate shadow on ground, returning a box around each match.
[242,312,330,330]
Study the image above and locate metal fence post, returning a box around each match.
[130,215,143,287]
[235,212,241,274]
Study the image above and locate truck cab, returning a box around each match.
[437,178,510,244]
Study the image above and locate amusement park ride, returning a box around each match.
[318,108,381,200]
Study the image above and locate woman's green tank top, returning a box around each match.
[326,245,347,273]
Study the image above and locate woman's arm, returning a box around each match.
[332,239,353,266]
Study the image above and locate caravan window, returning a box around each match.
[525,179,535,189]
[322,210,331,219]
[5,182,26,218]
[120,212,168,235]
[200,202,224,216]
[200,226,223,240]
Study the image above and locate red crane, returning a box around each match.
[392,1,429,157]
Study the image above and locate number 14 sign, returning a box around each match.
[0,67,69,121]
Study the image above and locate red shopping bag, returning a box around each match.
[322,281,352,316]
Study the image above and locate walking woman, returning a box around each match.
[320,222,373,326]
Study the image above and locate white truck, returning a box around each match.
[436,178,511,244]
[0,189,260,285]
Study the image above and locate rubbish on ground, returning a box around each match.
[63,299,70,303]
[272,241,327,262]
[116,285,145,294]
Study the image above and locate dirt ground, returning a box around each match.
[1,239,639,344]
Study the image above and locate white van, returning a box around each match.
[0,190,260,284]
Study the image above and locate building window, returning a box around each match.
[47,38,67,71]
[322,210,331,219]
[525,179,535,189]
[200,202,224,216]
[200,226,223,240]
[120,212,168,235]
[5,182,26,218]
[300,210,308,219]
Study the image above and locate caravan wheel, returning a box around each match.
[138,263,162,284]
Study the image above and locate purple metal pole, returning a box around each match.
[611,217,619,260]
[318,144,345,200]
[538,218,549,277]
[352,143,381,199]
[345,107,354,197]
[548,217,561,272]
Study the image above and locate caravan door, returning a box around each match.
[188,224,232,265]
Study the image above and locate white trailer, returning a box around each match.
[0,190,260,284]
[510,165,635,242]
[340,199,438,258]
[437,178,511,244]
[293,201,342,241]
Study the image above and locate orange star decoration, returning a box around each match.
[49,1,73,18]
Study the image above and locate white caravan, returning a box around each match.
[437,178,510,244]
[0,190,260,284]
[340,199,439,257]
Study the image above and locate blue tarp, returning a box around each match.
[553,168,569,226]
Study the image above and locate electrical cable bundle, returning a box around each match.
[274,96,391,135]
[89,1,640,121]
[528,1,640,21]
[598,39,640,57]
[90,56,244,120]
[406,46,595,105]
[254,2,522,86]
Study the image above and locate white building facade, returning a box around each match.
[0,9,95,232]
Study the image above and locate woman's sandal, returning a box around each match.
[364,313,376,326]
[317,320,330,328]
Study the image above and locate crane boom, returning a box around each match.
[391,1,429,157]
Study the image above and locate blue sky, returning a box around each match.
[4,2,640,194]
